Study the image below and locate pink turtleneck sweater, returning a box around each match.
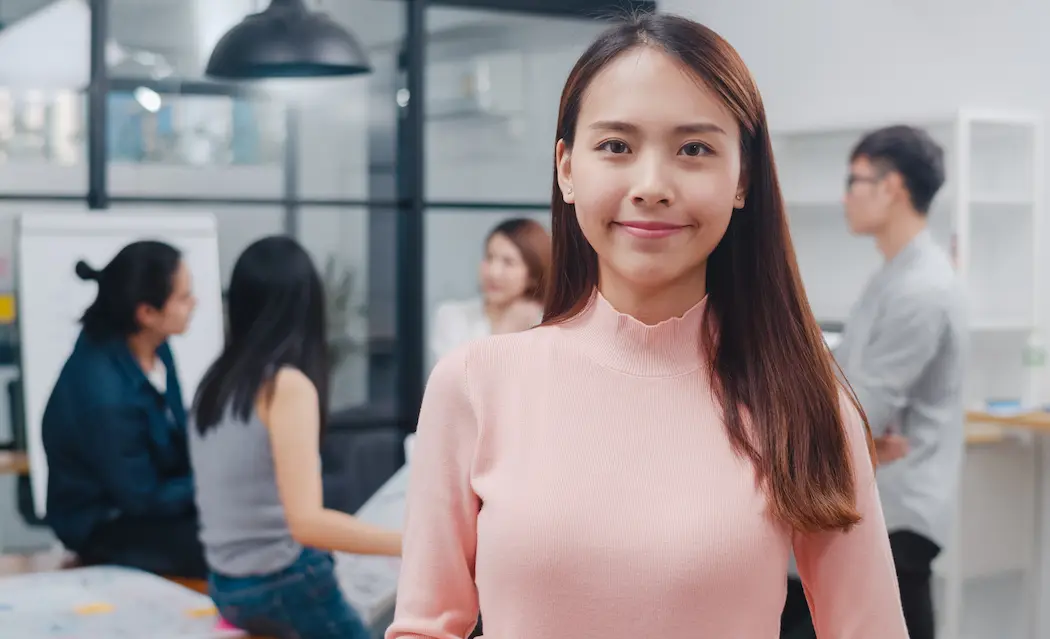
[387,294,907,639]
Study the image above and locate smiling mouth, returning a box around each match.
[614,220,688,239]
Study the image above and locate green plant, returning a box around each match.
[323,256,367,371]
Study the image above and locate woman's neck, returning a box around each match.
[127,331,163,372]
[558,288,709,377]
[598,268,707,325]
[483,299,512,323]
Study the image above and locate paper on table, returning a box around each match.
[0,566,244,638]
[335,464,410,626]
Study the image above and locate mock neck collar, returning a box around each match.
[558,290,708,377]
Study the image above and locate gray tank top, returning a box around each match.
[188,405,302,577]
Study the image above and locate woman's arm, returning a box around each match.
[792,392,908,637]
[386,347,481,639]
[263,368,401,557]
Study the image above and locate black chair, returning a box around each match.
[8,377,46,528]
[321,405,405,515]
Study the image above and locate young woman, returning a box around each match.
[189,236,401,639]
[388,14,907,639]
[429,217,551,368]
[43,241,203,578]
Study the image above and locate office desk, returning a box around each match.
[0,553,270,638]
[169,578,270,638]
[966,410,1050,433]
[0,451,27,476]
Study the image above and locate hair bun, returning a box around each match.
[74,260,100,281]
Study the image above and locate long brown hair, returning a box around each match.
[487,218,551,303]
[544,13,874,533]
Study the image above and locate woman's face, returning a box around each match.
[479,232,532,307]
[556,46,746,297]
[138,260,196,337]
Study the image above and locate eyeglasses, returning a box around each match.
[846,173,883,190]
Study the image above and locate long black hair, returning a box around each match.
[77,240,182,341]
[193,236,328,434]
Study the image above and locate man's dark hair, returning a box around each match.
[850,125,946,214]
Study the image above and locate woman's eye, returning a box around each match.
[598,140,629,154]
[680,142,711,157]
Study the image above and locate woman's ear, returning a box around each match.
[135,302,161,332]
[734,171,749,210]
[555,140,574,204]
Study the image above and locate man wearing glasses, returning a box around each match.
[781,126,968,639]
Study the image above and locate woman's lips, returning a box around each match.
[615,220,687,239]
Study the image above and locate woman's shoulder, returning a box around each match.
[49,337,128,408]
[253,366,317,418]
[431,324,558,385]
[63,334,123,379]
[270,366,317,399]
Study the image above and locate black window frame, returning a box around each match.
[9,0,654,436]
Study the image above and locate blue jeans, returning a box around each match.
[209,548,371,639]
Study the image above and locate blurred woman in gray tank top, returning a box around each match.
[188,236,402,639]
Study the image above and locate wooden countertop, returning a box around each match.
[0,450,28,475]
[963,410,1050,445]
[966,410,1050,431]
[0,549,78,575]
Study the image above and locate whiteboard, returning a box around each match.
[16,212,225,518]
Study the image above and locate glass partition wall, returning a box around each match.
[0,0,654,448]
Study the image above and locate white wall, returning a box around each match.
[658,1,1050,636]
[659,0,1049,131]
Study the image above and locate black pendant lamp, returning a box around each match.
[206,0,371,80]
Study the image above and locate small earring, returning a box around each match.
[567,186,573,195]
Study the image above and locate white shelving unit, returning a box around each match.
[772,110,1045,639]
[773,110,1043,337]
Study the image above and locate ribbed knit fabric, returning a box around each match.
[387,292,907,639]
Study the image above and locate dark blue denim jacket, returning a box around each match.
[42,331,193,550]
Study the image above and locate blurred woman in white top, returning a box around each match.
[429,217,551,367]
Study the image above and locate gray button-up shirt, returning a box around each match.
[834,229,969,548]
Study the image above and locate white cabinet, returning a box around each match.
[773,110,1043,335]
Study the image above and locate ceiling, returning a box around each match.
[108,0,603,74]
[0,0,605,84]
